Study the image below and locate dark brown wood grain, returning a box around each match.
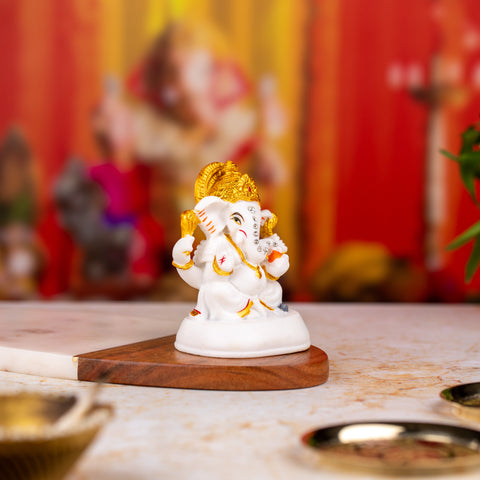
[76,336,329,391]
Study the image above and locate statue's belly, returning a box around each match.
[231,264,266,297]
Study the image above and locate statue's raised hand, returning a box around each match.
[172,235,195,268]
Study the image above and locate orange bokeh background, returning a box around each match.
[0,0,479,301]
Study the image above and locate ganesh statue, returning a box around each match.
[172,162,310,358]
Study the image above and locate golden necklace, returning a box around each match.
[224,234,262,279]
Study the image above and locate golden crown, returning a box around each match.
[194,162,260,204]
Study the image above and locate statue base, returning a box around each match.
[174,309,311,358]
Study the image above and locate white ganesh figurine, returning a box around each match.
[172,162,310,358]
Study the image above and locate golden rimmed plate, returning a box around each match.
[301,421,480,475]
[441,383,480,421]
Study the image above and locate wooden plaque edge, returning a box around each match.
[76,335,329,391]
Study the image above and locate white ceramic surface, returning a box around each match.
[0,303,479,480]
[175,309,310,357]
[172,162,301,358]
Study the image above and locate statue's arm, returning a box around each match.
[260,234,289,279]
[263,252,290,279]
[211,244,237,276]
[172,235,202,289]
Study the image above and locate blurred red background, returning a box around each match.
[0,0,479,302]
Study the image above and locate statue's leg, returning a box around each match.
[197,281,266,321]
[259,280,283,310]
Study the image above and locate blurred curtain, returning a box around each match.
[0,0,307,283]
[303,0,480,296]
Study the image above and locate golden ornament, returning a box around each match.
[194,161,260,204]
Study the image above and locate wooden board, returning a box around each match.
[76,335,329,391]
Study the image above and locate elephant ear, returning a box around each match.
[194,196,230,237]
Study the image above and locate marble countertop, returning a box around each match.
[0,302,479,479]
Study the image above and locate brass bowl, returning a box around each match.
[302,421,480,475]
[0,392,112,480]
[440,382,480,422]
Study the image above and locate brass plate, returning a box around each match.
[0,392,112,480]
[301,421,480,474]
[441,382,480,421]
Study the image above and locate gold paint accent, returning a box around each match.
[237,299,254,318]
[262,266,279,281]
[172,259,194,270]
[180,210,200,237]
[261,213,278,238]
[213,256,233,276]
[259,299,274,311]
[224,234,262,279]
[194,161,260,204]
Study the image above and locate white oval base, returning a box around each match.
[174,309,311,358]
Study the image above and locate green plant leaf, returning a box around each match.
[447,220,480,250]
[441,148,480,203]
[466,235,480,282]
[458,152,480,163]
[458,150,480,203]
[443,122,480,282]
[440,149,459,162]
[460,126,480,154]
[459,164,478,204]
